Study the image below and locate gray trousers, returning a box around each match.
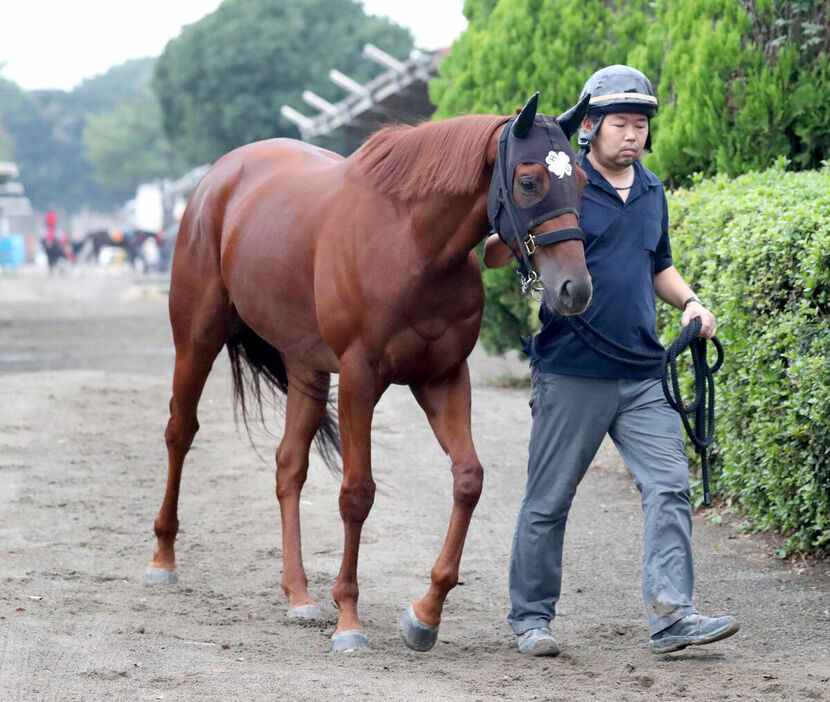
[508,369,698,636]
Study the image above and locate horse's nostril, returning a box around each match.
[560,279,574,306]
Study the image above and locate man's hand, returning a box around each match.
[483,234,513,269]
[682,301,717,338]
[655,266,718,338]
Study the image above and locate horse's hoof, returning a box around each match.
[145,566,179,584]
[398,604,439,652]
[286,604,323,620]
[330,630,370,653]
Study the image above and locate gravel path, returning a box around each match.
[0,268,827,701]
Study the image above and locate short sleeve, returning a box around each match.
[653,190,673,273]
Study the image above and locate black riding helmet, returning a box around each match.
[576,65,658,152]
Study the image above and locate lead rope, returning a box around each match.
[566,315,723,506]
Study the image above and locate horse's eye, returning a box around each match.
[520,178,536,192]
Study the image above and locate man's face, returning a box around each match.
[584,112,649,169]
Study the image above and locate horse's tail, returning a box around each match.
[225,321,341,475]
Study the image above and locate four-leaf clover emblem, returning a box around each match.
[545,150,572,179]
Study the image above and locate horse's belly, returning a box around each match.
[221,232,339,373]
[241,302,338,372]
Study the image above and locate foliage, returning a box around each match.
[0,58,163,212]
[0,126,12,160]
[432,0,657,120]
[70,58,157,116]
[437,0,830,184]
[0,84,99,211]
[649,0,830,185]
[658,161,830,555]
[0,68,14,159]
[82,87,179,200]
[153,0,414,165]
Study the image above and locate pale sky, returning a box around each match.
[0,0,467,92]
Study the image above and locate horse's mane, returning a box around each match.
[353,114,510,201]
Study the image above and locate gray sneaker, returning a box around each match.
[651,613,739,654]
[516,626,560,656]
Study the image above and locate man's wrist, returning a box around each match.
[683,295,702,308]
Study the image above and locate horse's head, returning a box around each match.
[487,93,592,315]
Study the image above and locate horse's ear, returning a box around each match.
[556,92,591,140]
[512,92,539,139]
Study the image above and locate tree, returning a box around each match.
[82,87,178,201]
[435,0,829,185]
[432,0,657,120]
[70,58,156,116]
[0,85,98,211]
[0,124,12,160]
[0,77,23,161]
[649,0,830,184]
[0,58,172,213]
[154,0,414,165]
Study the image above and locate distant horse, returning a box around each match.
[81,228,158,269]
[70,239,88,261]
[146,94,593,652]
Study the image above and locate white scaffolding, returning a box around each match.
[281,44,442,142]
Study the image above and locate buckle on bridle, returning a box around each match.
[524,233,536,256]
[519,269,544,301]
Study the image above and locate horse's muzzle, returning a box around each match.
[546,274,592,316]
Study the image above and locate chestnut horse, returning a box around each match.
[146,94,593,652]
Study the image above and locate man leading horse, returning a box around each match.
[485,65,740,656]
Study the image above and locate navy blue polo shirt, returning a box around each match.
[528,157,673,379]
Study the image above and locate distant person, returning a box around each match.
[484,65,739,656]
[41,210,73,272]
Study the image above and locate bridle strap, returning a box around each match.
[494,120,535,279]
[531,226,585,248]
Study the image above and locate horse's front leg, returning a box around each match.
[401,361,484,651]
[330,354,386,652]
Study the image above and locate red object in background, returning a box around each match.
[45,210,58,243]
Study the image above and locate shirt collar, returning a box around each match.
[581,156,661,202]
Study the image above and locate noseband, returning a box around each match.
[487,117,585,297]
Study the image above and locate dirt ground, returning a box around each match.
[0,267,828,702]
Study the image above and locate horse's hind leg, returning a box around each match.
[400,362,484,651]
[146,276,232,583]
[277,368,330,619]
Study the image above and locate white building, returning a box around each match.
[0,161,32,236]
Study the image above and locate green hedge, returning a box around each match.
[660,160,830,555]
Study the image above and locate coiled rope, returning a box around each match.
[566,315,723,506]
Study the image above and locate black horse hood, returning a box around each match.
[488,93,586,243]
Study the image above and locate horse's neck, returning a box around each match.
[410,189,491,267]
[351,114,503,266]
